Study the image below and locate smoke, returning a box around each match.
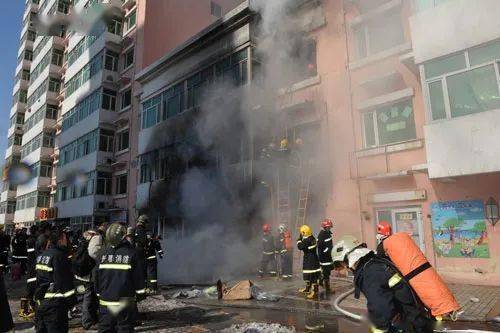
[144,0,330,283]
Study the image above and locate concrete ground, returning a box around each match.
[5,273,500,332]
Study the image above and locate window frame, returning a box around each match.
[422,41,500,123]
[115,173,128,195]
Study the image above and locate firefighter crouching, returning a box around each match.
[95,223,146,332]
[145,233,164,292]
[259,224,277,277]
[332,235,434,333]
[277,224,293,279]
[297,225,321,299]
[317,219,334,293]
[34,227,76,333]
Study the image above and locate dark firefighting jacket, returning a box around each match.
[262,233,275,255]
[26,234,37,287]
[12,233,28,260]
[34,246,76,305]
[134,224,147,252]
[354,252,432,332]
[317,229,333,266]
[0,233,9,265]
[277,233,288,255]
[297,235,321,273]
[146,239,163,262]
[94,241,145,306]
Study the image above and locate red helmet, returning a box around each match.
[321,218,333,229]
[377,221,392,237]
[262,224,271,232]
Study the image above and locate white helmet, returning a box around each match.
[278,224,287,233]
[332,235,362,264]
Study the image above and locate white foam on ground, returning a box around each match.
[218,322,296,333]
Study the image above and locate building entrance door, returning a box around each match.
[376,207,424,251]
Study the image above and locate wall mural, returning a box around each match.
[431,200,490,258]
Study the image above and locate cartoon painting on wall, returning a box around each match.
[431,200,490,258]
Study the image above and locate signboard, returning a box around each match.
[431,200,489,258]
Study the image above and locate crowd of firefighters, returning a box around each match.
[261,219,460,333]
[0,215,163,332]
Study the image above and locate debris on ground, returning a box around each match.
[138,295,185,312]
[171,289,203,299]
[218,322,296,333]
[470,297,480,303]
[223,280,252,300]
[203,286,219,298]
[251,285,279,302]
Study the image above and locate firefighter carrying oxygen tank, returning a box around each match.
[277,224,293,279]
[332,235,434,333]
[317,219,334,293]
[297,225,321,299]
[95,223,146,332]
[376,220,392,257]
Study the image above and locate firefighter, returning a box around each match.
[297,225,321,299]
[376,221,392,257]
[0,225,9,275]
[145,233,164,292]
[277,224,293,279]
[20,224,39,319]
[12,227,28,275]
[34,227,76,333]
[259,223,277,277]
[332,235,434,333]
[317,218,333,293]
[135,215,149,283]
[0,258,14,333]
[95,223,146,332]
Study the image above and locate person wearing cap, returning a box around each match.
[34,227,76,333]
[95,223,145,332]
[332,236,433,333]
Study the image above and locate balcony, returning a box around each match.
[1,190,17,202]
[7,123,24,138]
[122,0,136,10]
[23,1,39,22]
[425,109,500,179]
[14,207,41,224]
[16,59,32,77]
[409,0,500,64]
[5,145,21,159]
[0,213,15,226]
[16,176,51,197]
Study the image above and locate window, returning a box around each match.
[424,39,500,120]
[102,89,117,111]
[31,161,52,178]
[123,47,134,70]
[124,9,136,33]
[96,172,112,195]
[8,134,23,147]
[363,100,416,147]
[59,130,98,166]
[211,1,222,18]
[16,191,49,210]
[65,51,103,97]
[56,171,95,202]
[21,69,30,81]
[116,130,129,152]
[51,49,64,67]
[99,129,114,152]
[285,38,317,85]
[107,17,123,35]
[48,77,61,93]
[62,89,101,132]
[104,50,119,71]
[121,89,132,109]
[24,50,33,61]
[353,10,405,59]
[115,174,127,195]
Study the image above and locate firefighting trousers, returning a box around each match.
[98,304,136,333]
[280,252,293,277]
[35,300,69,333]
[146,259,158,290]
[320,264,333,281]
[82,283,98,329]
[0,272,14,332]
[259,253,276,275]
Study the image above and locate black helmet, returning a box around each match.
[106,223,127,247]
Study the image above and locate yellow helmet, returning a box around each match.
[280,138,288,149]
[299,225,312,237]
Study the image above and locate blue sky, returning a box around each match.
[0,2,24,163]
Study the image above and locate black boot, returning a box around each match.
[324,278,331,293]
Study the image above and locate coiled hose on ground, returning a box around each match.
[332,277,362,321]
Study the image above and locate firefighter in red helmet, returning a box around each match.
[259,224,277,277]
[317,219,334,293]
[376,220,392,257]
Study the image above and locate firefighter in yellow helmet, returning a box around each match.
[297,225,321,299]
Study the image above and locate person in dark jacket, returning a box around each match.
[317,219,334,293]
[20,224,39,319]
[12,227,28,275]
[135,215,148,285]
[34,227,76,333]
[297,225,321,299]
[0,252,14,333]
[95,223,146,333]
[0,226,10,275]
[259,223,277,277]
[332,235,434,333]
[277,224,293,279]
[145,233,163,292]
